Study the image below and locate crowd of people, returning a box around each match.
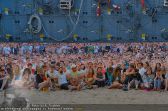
[0,42,168,92]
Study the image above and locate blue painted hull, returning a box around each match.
[0,0,168,42]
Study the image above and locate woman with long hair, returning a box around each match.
[105,66,113,86]
[122,63,136,88]
[35,66,51,91]
[153,65,163,91]
[85,68,95,89]
[94,67,105,87]
[108,66,123,89]
[22,68,34,89]
[11,63,21,86]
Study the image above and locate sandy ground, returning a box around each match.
[1,88,168,104]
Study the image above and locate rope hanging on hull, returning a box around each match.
[28,14,42,34]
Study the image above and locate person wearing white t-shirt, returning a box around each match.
[3,46,11,55]
[94,45,99,54]
[46,65,58,79]
[46,65,58,90]
[137,62,147,87]
[56,67,69,90]
[78,63,86,77]
[138,63,146,76]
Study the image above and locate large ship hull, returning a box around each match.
[0,0,168,42]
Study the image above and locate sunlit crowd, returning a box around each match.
[0,42,168,92]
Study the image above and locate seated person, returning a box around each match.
[68,64,81,91]
[84,68,95,89]
[11,64,22,86]
[0,67,9,91]
[161,65,167,90]
[57,67,69,90]
[35,67,51,91]
[46,64,58,91]
[123,64,136,87]
[123,63,142,90]
[78,63,86,79]
[12,63,21,80]
[154,69,163,91]
[165,68,168,91]
[120,63,127,83]
[21,68,34,89]
[143,66,154,90]
[6,63,13,82]
[105,67,113,86]
[128,68,142,90]
[94,67,105,87]
[108,66,123,89]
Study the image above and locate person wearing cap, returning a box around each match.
[68,64,81,91]
[70,64,79,78]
